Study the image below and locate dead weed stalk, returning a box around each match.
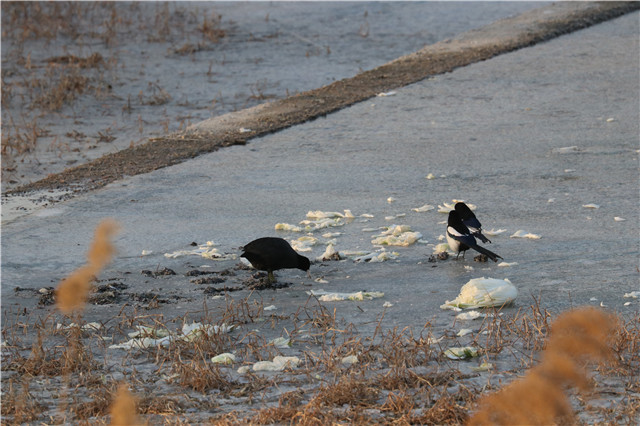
[172,358,236,393]
[0,378,47,423]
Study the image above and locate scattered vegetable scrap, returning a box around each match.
[109,322,234,350]
[164,241,235,260]
[444,346,481,360]
[438,200,476,213]
[371,224,422,246]
[412,204,435,212]
[252,356,301,372]
[211,353,236,364]
[510,230,541,239]
[308,289,384,301]
[441,277,518,310]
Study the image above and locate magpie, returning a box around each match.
[455,202,491,244]
[446,211,502,262]
[241,237,311,283]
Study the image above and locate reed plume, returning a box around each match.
[468,307,615,425]
[109,383,142,426]
[56,219,120,314]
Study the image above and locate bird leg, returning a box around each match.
[267,271,276,284]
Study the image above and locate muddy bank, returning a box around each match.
[8,1,638,196]
[1,1,547,195]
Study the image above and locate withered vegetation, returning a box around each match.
[2,295,638,424]
[1,1,227,187]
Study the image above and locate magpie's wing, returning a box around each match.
[473,231,491,244]
[463,217,492,244]
[462,216,482,230]
[449,232,476,248]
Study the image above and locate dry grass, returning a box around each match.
[312,375,381,407]
[220,304,637,425]
[69,383,116,421]
[137,395,184,416]
[139,82,172,106]
[198,12,225,42]
[608,311,640,374]
[0,115,47,157]
[1,1,226,173]
[409,387,474,425]
[5,325,97,377]
[45,52,105,68]
[32,66,91,111]
[2,2,90,42]
[172,359,236,393]
[0,378,47,423]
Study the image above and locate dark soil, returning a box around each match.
[14,265,297,311]
[141,267,177,278]
[191,276,226,285]
[7,2,637,196]
[185,269,218,277]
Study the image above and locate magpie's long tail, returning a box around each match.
[470,243,502,262]
[473,232,492,244]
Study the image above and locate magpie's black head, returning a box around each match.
[297,255,311,272]
[448,210,461,225]
[448,210,470,234]
[454,202,475,219]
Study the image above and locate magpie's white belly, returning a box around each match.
[446,232,460,253]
